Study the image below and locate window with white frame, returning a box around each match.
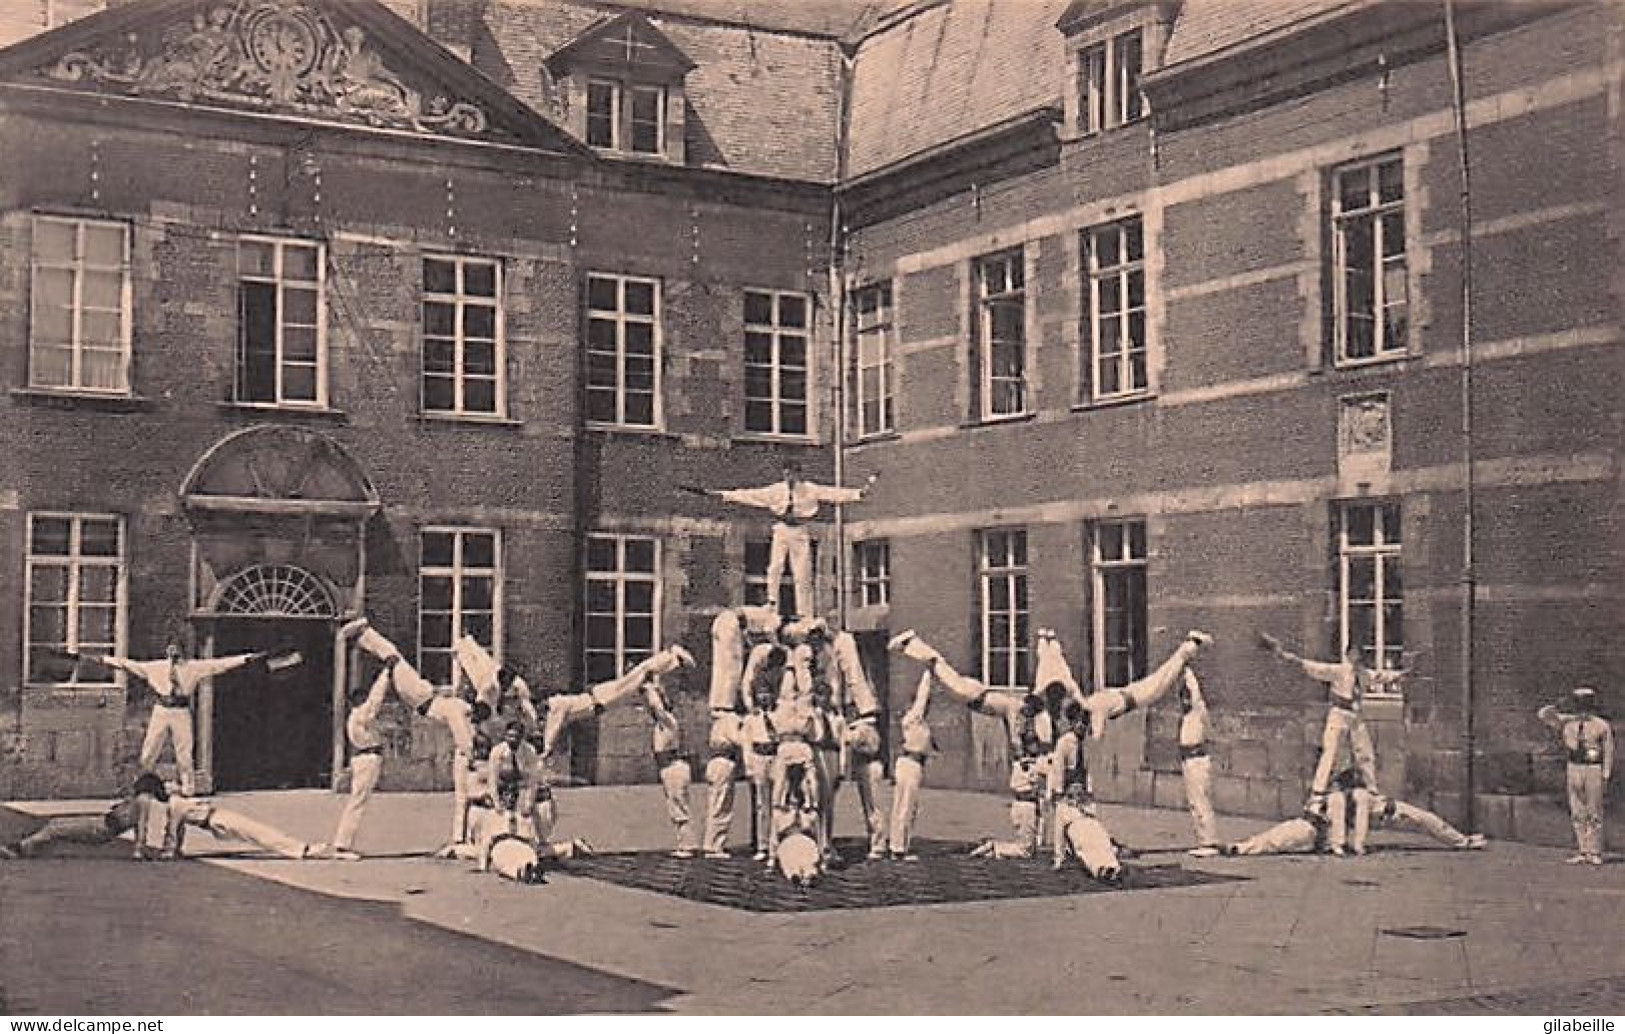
[1091,519,1147,688]
[418,528,501,687]
[586,79,665,155]
[585,273,660,428]
[851,282,895,438]
[744,289,810,437]
[1332,155,1408,364]
[974,250,1027,420]
[1083,217,1148,401]
[978,529,1030,689]
[422,255,502,416]
[1338,500,1404,678]
[584,534,659,684]
[24,513,124,687]
[1077,28,1144,134]
[30,216,130,393]
[853,539,890,609]
[744,537,808,620]
[237,237,324,406]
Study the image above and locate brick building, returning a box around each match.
[1,0,1619,845]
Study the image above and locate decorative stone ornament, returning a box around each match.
[47,0,489,137]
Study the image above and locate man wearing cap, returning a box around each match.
[1260,635,1405,800]
[81,641,268,796]
[1538,686,1613,865]
[1180,670,1222,858]
[687,465,876,617]
[326,666,393,860]
[644,675,697,858]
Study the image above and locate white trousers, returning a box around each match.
[703,753,738,854]
[850,754,887,855]
[1055,801,1119,877]
[1311,707,1378,793]
[206,808,309,860]
[1182,754,1219,847]
[140,704,195,796]
[334,752,382,851]
[660,757,697,852]
[766,523,814,617]
[1568,764,1605,856]
[888,756,925,854]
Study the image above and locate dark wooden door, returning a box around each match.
[211,619,334,791]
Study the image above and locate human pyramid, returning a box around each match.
[5,466,1609,877]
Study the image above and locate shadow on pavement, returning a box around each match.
[0,839,680,1015]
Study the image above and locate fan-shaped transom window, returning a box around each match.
[215,564,336,617]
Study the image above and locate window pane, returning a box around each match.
[31,565,69,601]
[464,262,497,298]
[624,323,654,355]
[282,366,317,402]
[624,280,655,316]
[423,376,454,411]
[624,616,654,651]
[35,219,76,261]
[624,538,656,573]
[463,379,496,413]
[420,574,453,611]
[585,581,617,613]
[78,566,117,602]
[82,224,125,265]
[424,301,456,338]
[1377,160,1403,204]
[421,532,454,567]
[78,606,115,644]
[284,245,320,281]
[423,338,455,373]
[779,295,807,328]
[30,517,72,556]
[586,537,617,572]
[461,613,494,646]
[1338,168,1370,213]
[585,614,617,648]
[424,259,457,294]
[420,613,453,650]
[284,287,318,326]
[461,533,496,568]
[464,339,496,376]
[80,518,120,556]
[587,276,618,311]
[624,581,655,614]
[283,326,318,362]
[82,271,122,310]
[1345,505,1376,546]
[30,605,67,643]
[744,292,774,325]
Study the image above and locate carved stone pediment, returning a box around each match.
[39,1,491,138]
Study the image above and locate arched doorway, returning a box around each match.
[180,426,379,793]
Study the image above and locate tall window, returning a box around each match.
[236,237,324,406]
[25,514,124,686]
[422,255,502,416]
[1333,155,1408,364]
[853,539,890,609]
[978,529,1030,689]
[744,290,810,437]
[974,250,1027,420]
[30,216,130,393]
[586,79,665,155]
[1091,520,1147,688]
[851,282,895,438]
[1077,29,1144,134]
[585,534,659,684]
[419,528,501,687]
[1339,501,1403,676]
[1083,217,1148,401]
[586,273,660,428]
[744,538,808,620]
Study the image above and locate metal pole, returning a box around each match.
[1443,0,1478,832]
[831,52,854,630]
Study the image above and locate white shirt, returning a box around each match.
[717,479,864,521]
[102,654,259,705]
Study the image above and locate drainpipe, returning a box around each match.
[831,48,855,629]
[1443,0,1478,831]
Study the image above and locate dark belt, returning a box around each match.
[1011,790,1040,804]
[152,699,188,709]
[352,745,384,757]
[1179,743,1208,761]
[902,750,929,766]
[653,749,682,768]
[416,699,435,717]
[533,784,553,803]
[710,745,741,763]
[1569,748,1604,766]
[1329,698,1359,715]
[777,514,801,527]
[751,743,778,757]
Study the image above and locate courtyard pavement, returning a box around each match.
[6,785,1625,1014]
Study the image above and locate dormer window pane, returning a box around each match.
[629,85,663,154]
[1117,30,1143,124]
[587,80,618,148]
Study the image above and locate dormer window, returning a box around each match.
[1078,29,1143,133]
[1057,2,1175,139]
[587,79,666,154]
[546,12,694,163]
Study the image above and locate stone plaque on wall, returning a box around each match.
[1338,391,1392,487]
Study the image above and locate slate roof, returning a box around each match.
[473,0,850,182]
[844,0,1071,179]
[1161,0,1360,68]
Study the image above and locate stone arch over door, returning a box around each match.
[180,425,380,792]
